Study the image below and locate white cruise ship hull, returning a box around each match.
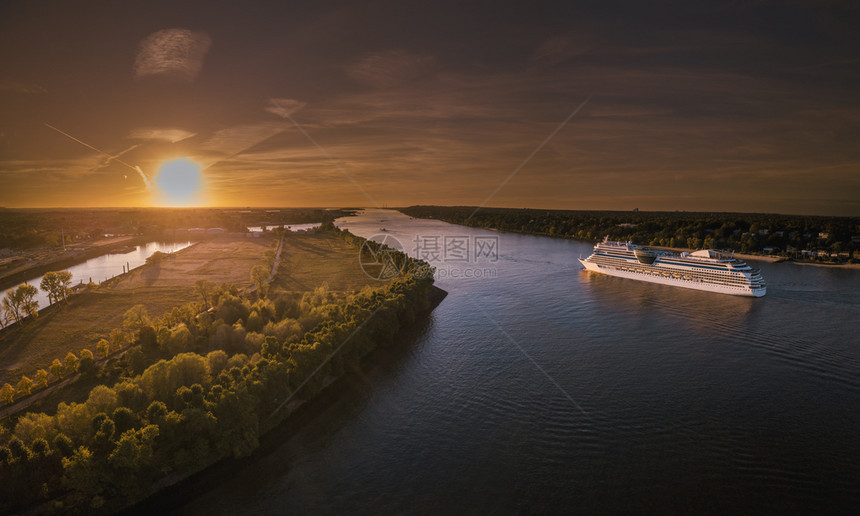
[580,258,766,297]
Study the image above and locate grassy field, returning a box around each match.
[0,236,276,386]
[271,231,380,293]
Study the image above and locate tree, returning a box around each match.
[126,347,146,375]
[139,325,158,353]
[112,407,139,435]
[164,324,193,356]
[40,270,73,305]
[251,265,270,297]
[109,329,127,352]
[96,339,111,359]
[61,446,104,499]
[18,284,39,320]
[64,352,79,374]
[146,251,166,265]
[0,383,15,404]
[78,349,95,375]
[17,376,33,396]
[122,305,150,334]
[53,433,74,458]
[2,284,39,324]
[194,279,216,309]
[34,369,49,389]
[50,359,65,380]
[1,289,22,325]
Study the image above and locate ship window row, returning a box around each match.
[611,266,754,287]
[596,261,755,286]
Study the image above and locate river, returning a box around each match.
[0,241,193,314]
[160,209,860,514]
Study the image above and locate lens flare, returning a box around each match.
[156,158,202,206]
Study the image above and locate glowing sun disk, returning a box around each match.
[156,158,202,206]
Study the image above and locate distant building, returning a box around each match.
[851,235,860,243]
[819,232,830,239]
[758,229,769,236]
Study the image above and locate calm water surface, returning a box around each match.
[166,209,860,514]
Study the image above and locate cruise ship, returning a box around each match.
[579,237,766,297]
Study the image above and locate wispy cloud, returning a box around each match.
[128,127,197,143]
[134,28,212,82]
[0,80,47,94]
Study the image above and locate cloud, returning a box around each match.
[134,28,212,82]
[128,128,197,143]
[0,80,47,94]
[265,98,307,118]
[347,50,437,88]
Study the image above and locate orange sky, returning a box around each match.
[1,1,858,215]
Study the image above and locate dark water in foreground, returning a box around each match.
[163,209,860,514]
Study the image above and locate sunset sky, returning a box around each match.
[1,0,858,214]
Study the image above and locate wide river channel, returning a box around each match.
[159,209,859,514]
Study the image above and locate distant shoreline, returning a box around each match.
[398,206,860,272]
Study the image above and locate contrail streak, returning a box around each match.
[44,122,151,188]
[199,128,287,173]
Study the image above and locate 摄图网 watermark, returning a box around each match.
[359,233,500,280]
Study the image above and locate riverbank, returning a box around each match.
[0,236,150,292]
[123,284,447,515]
[0,228,444,514]
[0,237,270,387]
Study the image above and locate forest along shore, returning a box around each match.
[399,206,860,269]
[0,226,443,514]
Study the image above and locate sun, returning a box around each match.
[155,158,203,206]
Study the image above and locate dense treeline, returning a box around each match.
[0,228,435,513]
[401,206,860,261]
[0,208,353,250]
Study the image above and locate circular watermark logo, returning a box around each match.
[359,234,406,280]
